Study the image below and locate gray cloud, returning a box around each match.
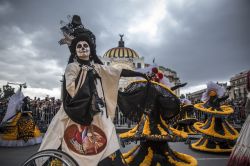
[0,0,249,96]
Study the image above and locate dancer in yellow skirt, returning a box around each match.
[0,90,42,147]
[119,80,197,166]
[191,81,238,153]
[173,98,198,135]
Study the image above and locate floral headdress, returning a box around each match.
[201,81,225,102]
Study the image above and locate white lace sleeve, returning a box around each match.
[65,63,81,97]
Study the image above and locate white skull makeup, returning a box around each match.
[75,41,90,60]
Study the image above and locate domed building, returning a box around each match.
[99,35,182,128]
[100,35,145,90]
[99,35,145,128]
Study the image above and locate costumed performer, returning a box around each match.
[39,15,148,166]
[0,89,42,147]
[191,81,238,153]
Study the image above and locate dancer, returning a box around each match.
[191,81,239,153]
[118,80,197,166]
[0,88,42,147]
[173,98,198,135]
[39,15,148,166]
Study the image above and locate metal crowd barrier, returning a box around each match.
[0,103,246,132]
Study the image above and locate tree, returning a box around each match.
[2,84,15,99]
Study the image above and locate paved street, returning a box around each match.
[0,141,230,166]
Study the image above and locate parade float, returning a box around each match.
[118,80,197,166]
[173,99,198,135]
[191,81,239,153]
[0,84,42,147]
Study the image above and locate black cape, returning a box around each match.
[63,69,95,125]
[118,81,180,123]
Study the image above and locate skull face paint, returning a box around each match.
[76,41,90,60]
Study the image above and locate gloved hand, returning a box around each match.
[171,82,187,91]
[121,69,150,81]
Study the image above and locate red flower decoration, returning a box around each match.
[157,73,163,79]
[152,67,158,74]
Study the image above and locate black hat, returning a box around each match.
[71,15,82,26]
[59,15,96,47]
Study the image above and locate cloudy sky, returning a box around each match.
[0,0,249,99]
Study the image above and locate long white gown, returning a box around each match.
[39,62,122,166]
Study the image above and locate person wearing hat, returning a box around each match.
[39,16,148,166]
[191,81,239,153]
[173,98,198,135]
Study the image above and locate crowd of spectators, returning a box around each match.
[225,97,247,125]
[0,96,248,132]
[0,96,61,132]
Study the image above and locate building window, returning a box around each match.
[107,62,110,66]
[137,63,141,68]
[244,88,247,98]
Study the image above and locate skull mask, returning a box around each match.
[75,41,90,60]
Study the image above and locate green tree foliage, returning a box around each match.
[2,84,15,99]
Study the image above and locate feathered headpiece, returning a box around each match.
[59,15,103,64]
[136,65,173,87]
[201,81,225,102]
[58,15,96,49]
